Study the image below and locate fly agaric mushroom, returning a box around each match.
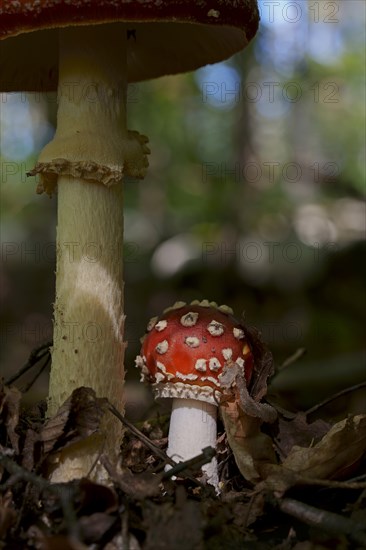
[0,1,259,482]
[135,300,254,491]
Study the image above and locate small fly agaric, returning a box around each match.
[135,300,254,491]
[0,1,259,481]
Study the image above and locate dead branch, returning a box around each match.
[277,348,307,371]
[161,447,216,479]
[305,381,366,416]
[277,497,366,546]
[21,353,51,393]
[5,342,52,386]
[108,403,173,465]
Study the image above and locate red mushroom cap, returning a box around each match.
[135,300,254,405]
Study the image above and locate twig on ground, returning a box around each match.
[108,403,173,464]
[107,403,204,486]
[161,447,216,479]
[21,353,51,393]
[305,381,366,416]
[5,342,52,386]
[276,497,366,546]
[294,476,366,490]
[277,348,307,371]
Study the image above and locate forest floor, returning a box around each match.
[1,342,366,549]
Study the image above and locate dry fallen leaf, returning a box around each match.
[221,400,277,483]
[245,324,276,402]
[275,413,330,458]
[281,414,366,480]
[261,414,366,493]
[219,329,277,484]
[40,387,107,455]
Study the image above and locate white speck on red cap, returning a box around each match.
[218,304,234,315]
[222,348,233,360]
[155,340,169,354]
[209,357,221,371]
[185,336,200,348]
[157,361,167,372]
[233,327,244,339]
[195,359,207,372]
[155,320,168,331]
[207,320,224,336]
[180,311,199,327]
[147,316,158,331]
[163,301,186,314]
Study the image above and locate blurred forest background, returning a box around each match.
[1,1,365,419]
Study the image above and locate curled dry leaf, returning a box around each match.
[261,414,366,493]
[282,414,366,480]
[246,324,276,402]
[219,327,278,483]
[275,412,330,458]
[220,400,277,483]
[40,387,107,455]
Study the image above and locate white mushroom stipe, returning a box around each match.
[165,399,219,492]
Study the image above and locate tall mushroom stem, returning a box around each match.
[40,25,135,481]
[166,399,219,492]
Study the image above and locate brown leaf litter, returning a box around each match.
[1,333,366,548]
